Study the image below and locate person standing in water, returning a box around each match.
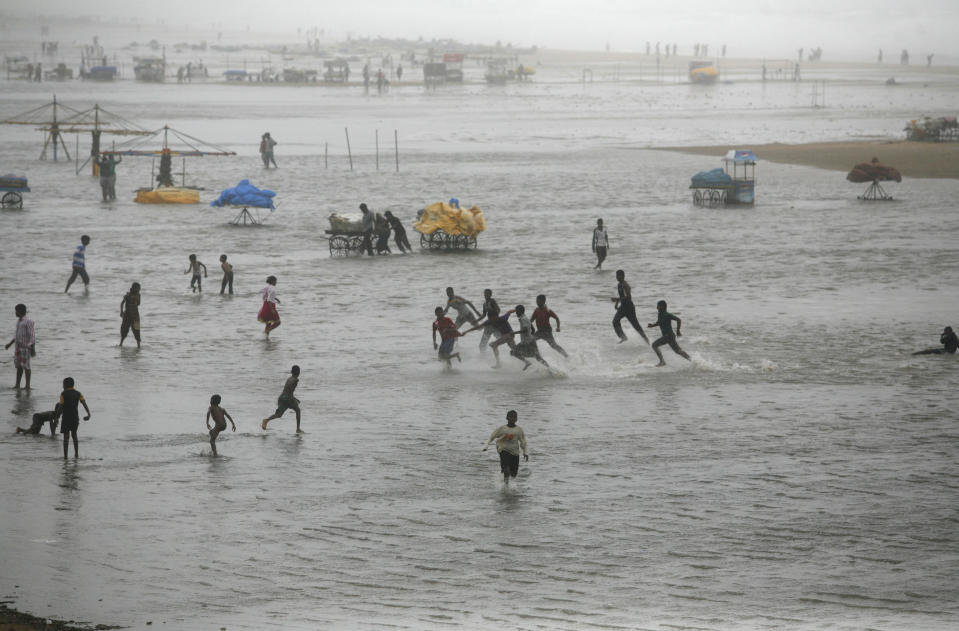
[119,282,141,348]
[913,326,958,355]
[360,203,375,256]
[56,377,91,459]
[483,409,528,484]
[219,254,234,295]
[611,270,649,345]
[258,276,281,336]
[261,365,301,431]
[64,235,91,293]
[647,300,691,366]
[98,152,121,201]
[260,132,278,168]
[184,254,207,293]
[592,218,609,269]
[206,394,236,456]
[5,304,35,390]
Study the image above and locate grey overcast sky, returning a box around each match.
[5,0,958,58]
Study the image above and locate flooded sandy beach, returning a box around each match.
[1,17,959,631]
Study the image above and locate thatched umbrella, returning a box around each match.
[847,157,902,200]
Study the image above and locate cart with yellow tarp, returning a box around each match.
[413,200,485,250]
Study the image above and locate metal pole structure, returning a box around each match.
[345,128,353,170]
[75,135,79,173]
[375,129,379,171]
[394,130,399,173]
[325,142,328,169]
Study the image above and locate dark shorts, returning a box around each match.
[499,450,520,476]
[61,416,79,433]
[533,329,556,344]
[275,396,300,416]
[595,246,607,260]
[438,337,456,356]
[513,341,538,358]
[653,335,682,352]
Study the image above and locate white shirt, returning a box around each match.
[487,424,527,456]
[593,226,608,248]
[261,285,278,303]
[517,314,534,344]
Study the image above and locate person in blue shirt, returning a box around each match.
[647,300,691,366]
[64,235,91,293]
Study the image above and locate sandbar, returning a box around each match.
[656,141,959,179]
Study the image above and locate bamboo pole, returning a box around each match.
[345,128,353,170]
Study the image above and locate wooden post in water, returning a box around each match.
[345,128,353,170]
[394,130,399,173]
[375,129,379,171]
[325,142,328,169]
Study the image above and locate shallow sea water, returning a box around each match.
[1,41,958,631]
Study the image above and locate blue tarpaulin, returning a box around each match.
[210,179,276,210]
[690,168,732,186]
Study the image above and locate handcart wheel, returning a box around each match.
[329,236,347,256]
[1,192,23,209]
[420,232,430,248]
[693,190,703,206]
[709,190,721,206]
[719,190,727,205]
[468,236,477,249]
[349,235,366,254]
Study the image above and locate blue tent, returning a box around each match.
[210,179,276,210]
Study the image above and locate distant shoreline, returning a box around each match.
[655,140,959,179]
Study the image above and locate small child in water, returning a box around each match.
[184,254,208,293]
[219,254,234,295]
[16,408,59,435]
[206,394,236,456]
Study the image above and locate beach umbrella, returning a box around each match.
[847,158,901,200]
[210,179,277,225]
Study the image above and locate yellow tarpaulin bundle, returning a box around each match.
[413,202,486,237]
[134,187,201,204]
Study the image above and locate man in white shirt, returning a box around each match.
[509,304,549,370]
[592,218,609,269]
[5,303,35,390]
[483,409,528,483]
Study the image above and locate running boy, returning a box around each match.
[444,287,481,328]
[510,305,550,370]
[184,254,208,293]
[433,307,468,369]
[647,300,691,366]
[206,394,236,456]
[483,409,529,484]
[56,377,91,458]
[531,294,569,358]
[611,270,649,345]
[261,365,302,432]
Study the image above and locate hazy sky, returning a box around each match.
[6,0,958,58]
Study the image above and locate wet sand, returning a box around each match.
[0,602,117,631]
[657,141,959,179]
